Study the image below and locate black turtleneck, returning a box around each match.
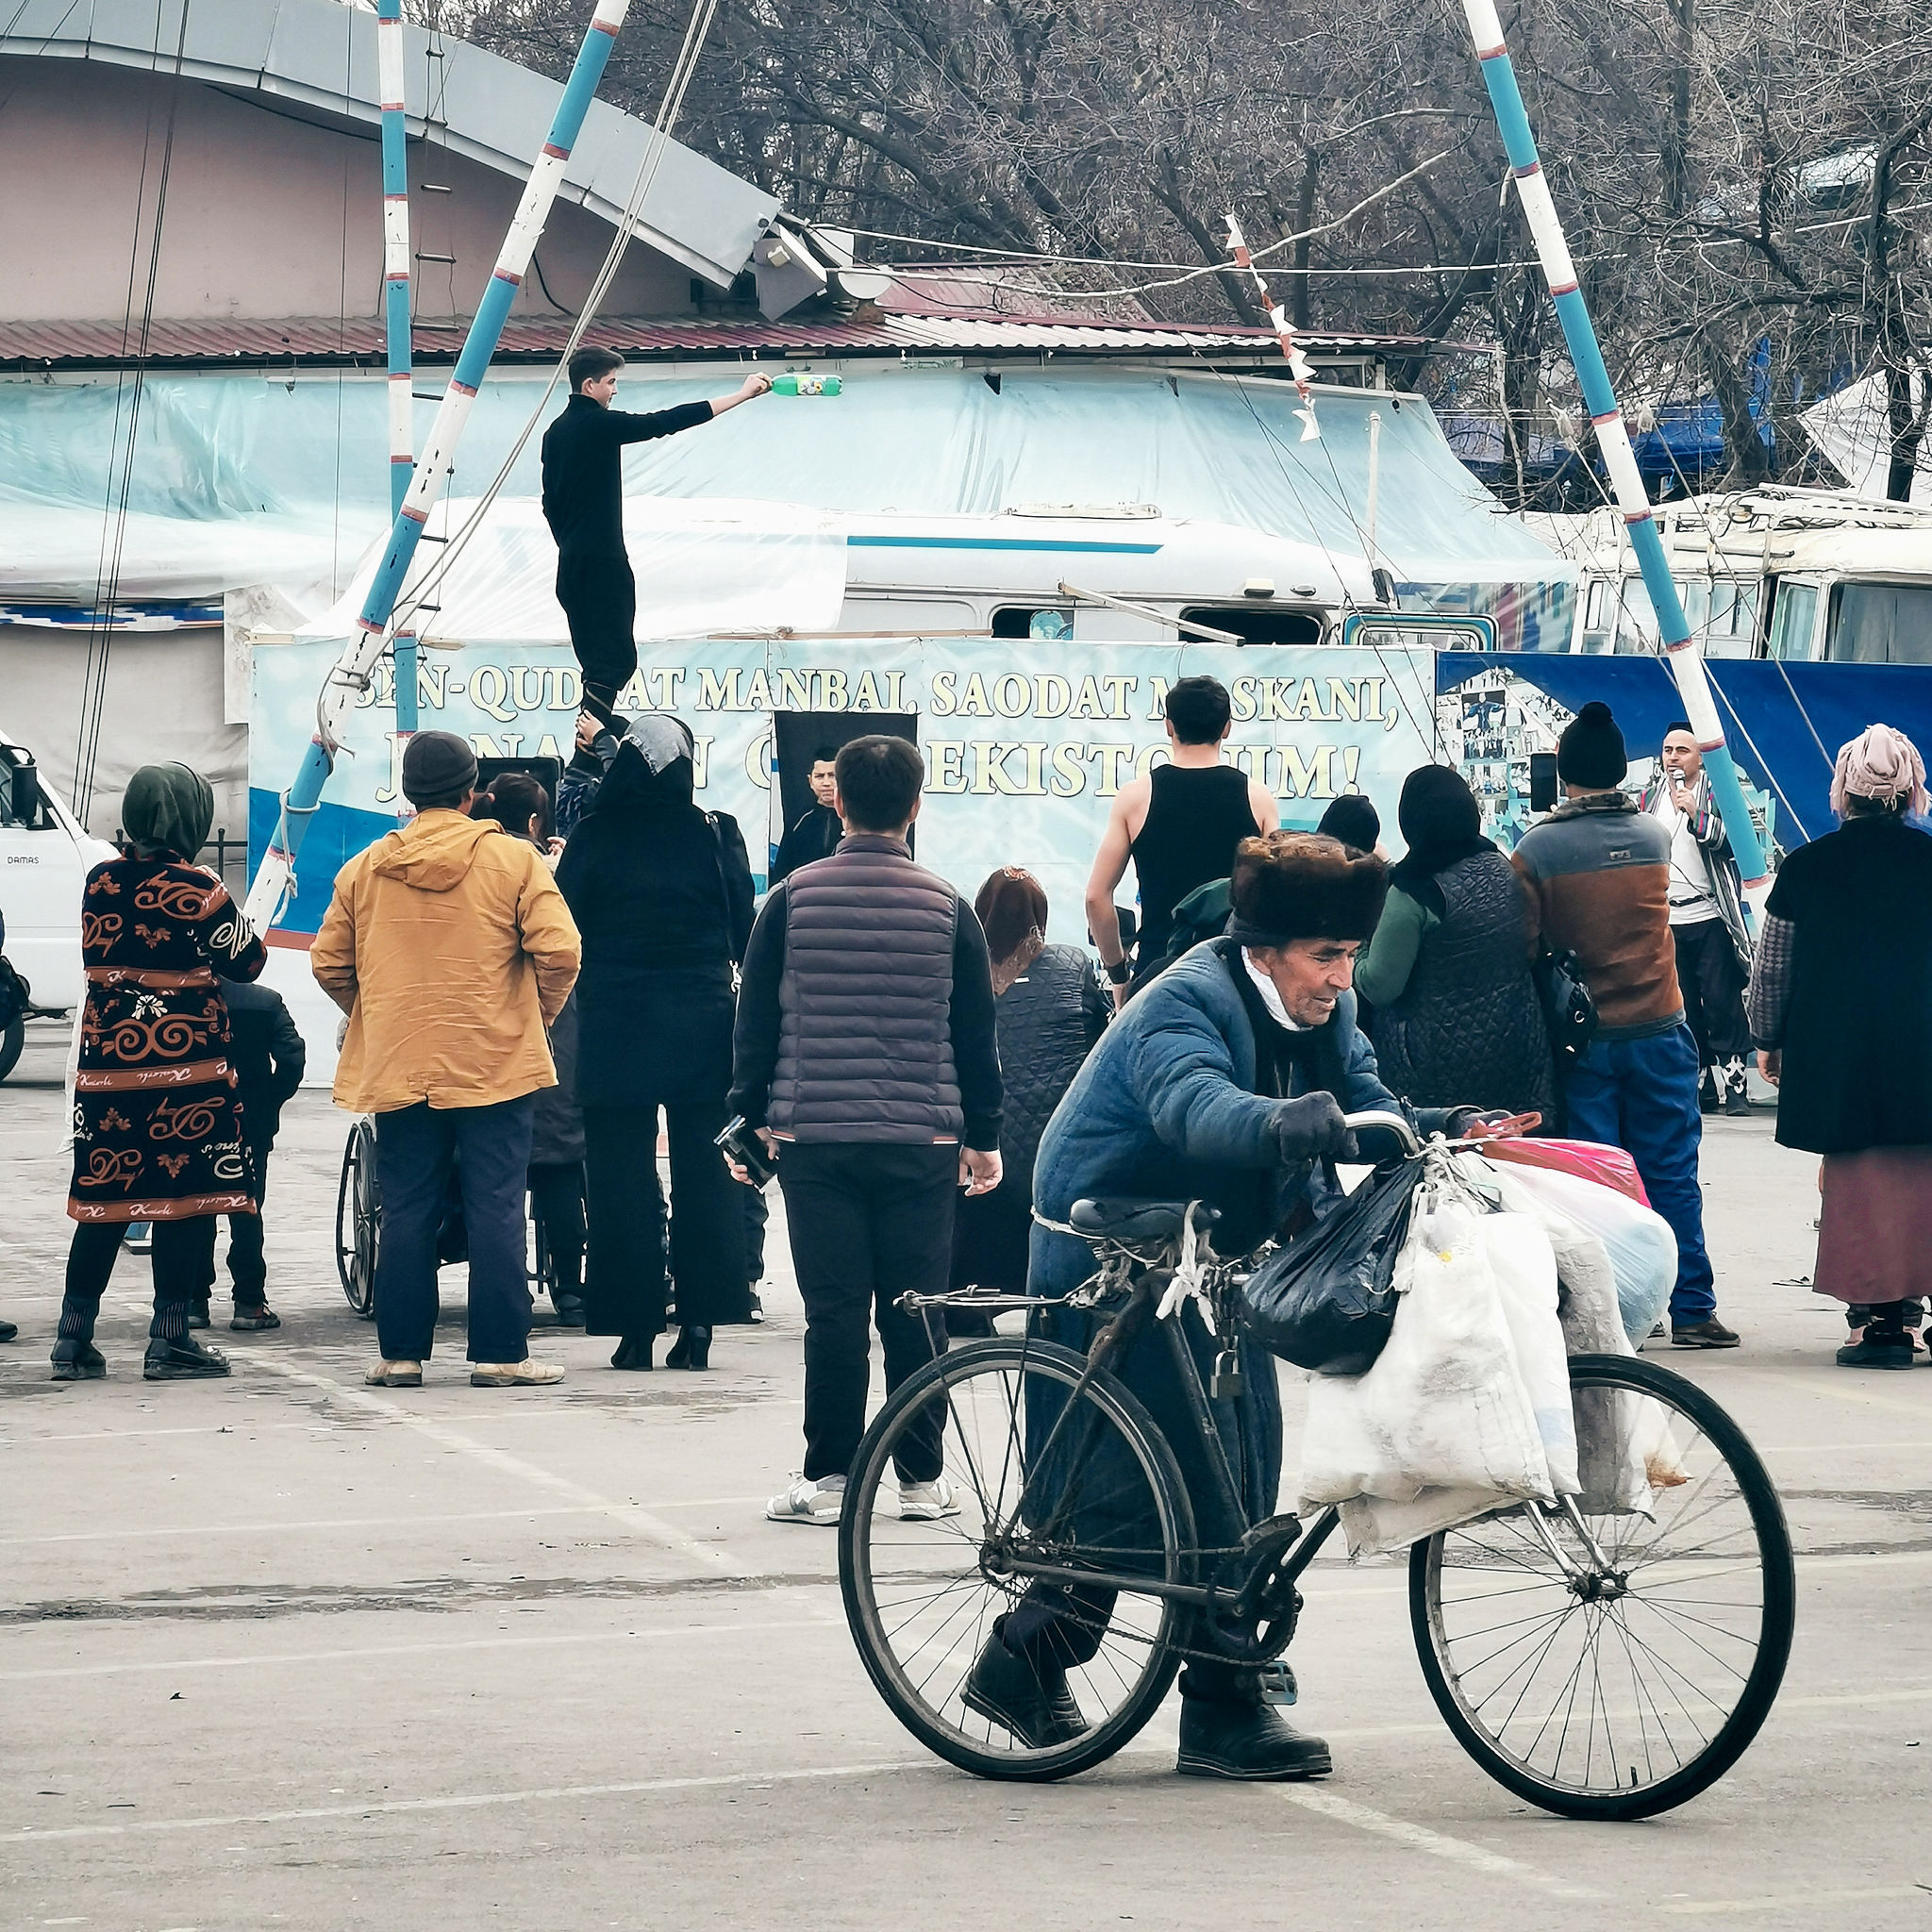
[540,392,715,557]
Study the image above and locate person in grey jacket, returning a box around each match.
[948,868,1108,1325]
[728,736,1004,1526]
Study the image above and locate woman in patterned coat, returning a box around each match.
[52,763,266,1383]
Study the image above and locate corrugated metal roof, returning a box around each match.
[0,314,1422,367]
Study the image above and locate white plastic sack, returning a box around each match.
[1299,1200,1553,1540]
[1482,1160,1675,1344]
[1481,1212,1580,1497]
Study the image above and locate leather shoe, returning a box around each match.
[0,1316,17,1343]
[1671,1318,1740,1349]
[186,1300,211,1331]
[963,1636,1088,1748]
[230,1306,281,1331]
[51,1339,106,1380]
[665,1324,711,1370]
[609,1335,654,1371]
[143,1334,231,1380]
[1176,1695,1332,1780]
[552,1292,586,1328]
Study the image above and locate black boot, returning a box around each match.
[665,1324,711,1370]
[609,1334,654,1371]
[1837,1325,1914,1370]
[964,1633,1088,1748]
[1176,1674,1332,1781]
[552,1292,586,1328]
[143,1334,231,1380]
[50,1339,107,1381]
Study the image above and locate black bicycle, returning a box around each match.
[838,1112,1795,1820]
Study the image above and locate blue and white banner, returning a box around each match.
[249,637,1445,943]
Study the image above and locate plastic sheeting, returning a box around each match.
[0,366,1567,611]
[294,496,848,646]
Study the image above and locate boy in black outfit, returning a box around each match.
[192,979,307,1331]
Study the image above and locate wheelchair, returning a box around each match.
[334,1117,565,1320]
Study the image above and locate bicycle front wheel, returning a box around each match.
[1411,1352,1795,1820]
[840,1337,1195,1782]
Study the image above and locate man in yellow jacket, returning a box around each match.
[312,732,581,1388]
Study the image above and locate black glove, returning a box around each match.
[1271,1091,1357,1161]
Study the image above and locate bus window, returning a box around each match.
[1614,578,1660,654]
[991,607,1074,640]
[1179,605,1325,645]
[1826,581,1932,664]
[1580,578,1613,653]
[1767,581,1820,660]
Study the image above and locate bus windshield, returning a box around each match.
[1826,581,1932,664]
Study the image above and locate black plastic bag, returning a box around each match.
[1236,1159,1422,1374]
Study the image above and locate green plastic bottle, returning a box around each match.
[771,374,841,396]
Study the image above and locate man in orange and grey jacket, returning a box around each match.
[1511,701,1738,1349]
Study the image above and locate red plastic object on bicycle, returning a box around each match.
[1473,1135,1650,1207]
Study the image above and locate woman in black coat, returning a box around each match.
[555,716,755,1370]
[1353,765,1554,1121]
[1748,724,1932,1369]
[949,869,1108,1328]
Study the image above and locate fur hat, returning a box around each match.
[1226,831,1388,946]
[1557,701,1627,789]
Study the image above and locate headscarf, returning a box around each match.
[1829,723,1928,819]
[591,714,697,816]
[974,867,1049,995]
[1315,793,1381,855]
[121,762,213,861]
[1387,764,1492,916]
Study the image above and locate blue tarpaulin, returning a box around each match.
[1436,654,1932,845]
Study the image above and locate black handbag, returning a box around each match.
[1235,1158,1423,1374]
[1534,943,1598,1068]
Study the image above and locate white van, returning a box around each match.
[0,731,117,1081]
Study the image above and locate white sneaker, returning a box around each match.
[899,1475,960,1522]
[470,1359,565,1388]
[766,1474,845,1524]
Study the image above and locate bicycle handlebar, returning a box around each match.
[1341,1108,1423,1157]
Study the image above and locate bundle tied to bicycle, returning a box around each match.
[1236,1125,1687,1558]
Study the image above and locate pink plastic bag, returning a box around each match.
[1473,1135,1650,1208]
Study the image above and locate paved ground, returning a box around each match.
[2,1020,1925,1930]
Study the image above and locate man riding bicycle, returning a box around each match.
[968,830,1482,1781]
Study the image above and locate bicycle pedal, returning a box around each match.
[1257,1660,1298,1707]
[1211,1349,1243,1399]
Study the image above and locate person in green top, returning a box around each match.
[1354,765,1554,1119]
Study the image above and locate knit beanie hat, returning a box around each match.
[1225,831,1388,946]
[400,729,479,807]
[1556,701,1627,789]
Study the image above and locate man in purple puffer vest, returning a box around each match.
[729,736,1005,1524]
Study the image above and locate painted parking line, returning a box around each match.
[1275,1787,1599,1900]
[1661,1885,1927,1915]
[234,1354,747,1576]
[0,1758,925,1845]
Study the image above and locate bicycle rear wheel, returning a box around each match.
[334,1119,379,1318]
[840,1336,1194,1782]
[1411,1352,1795,1819]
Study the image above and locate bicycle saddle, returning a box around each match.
[1067,1197,1221,1242]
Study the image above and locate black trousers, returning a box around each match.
[777,1141,957,1484]
[555,552,636,722]
[528,1161,586,1297]
[373,1097,534,1365]
[582,1097,748,1338]
[60,1218,210,1344]
[1672,918,1751,1070]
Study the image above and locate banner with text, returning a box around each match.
[249,638,1444,943]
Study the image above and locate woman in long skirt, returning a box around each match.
[1747,724,1932,1368]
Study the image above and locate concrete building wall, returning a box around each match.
[0,57,691,324]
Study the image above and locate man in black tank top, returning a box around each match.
[1084,675,1279,1004]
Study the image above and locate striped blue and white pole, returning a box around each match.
[376,0,418,745]
[247,0,633,928]
[1458,0,1772,915]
